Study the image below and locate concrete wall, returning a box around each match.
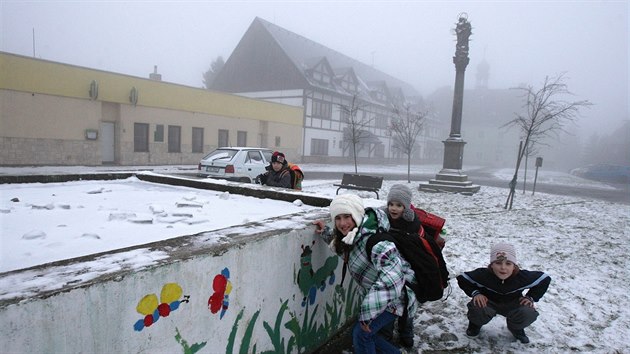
[0,176,357,353]
[0,52,304,166]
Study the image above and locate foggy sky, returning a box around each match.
[1,1,628,138]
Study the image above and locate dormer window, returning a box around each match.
[340,78,357,93]
[372,90,386,102]
[337,69,358,93]
[308,58,334,86]
[312,70,331,85]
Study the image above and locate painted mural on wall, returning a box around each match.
[296,241,339,306]
[175,327,207,354]
[133,283,190,332]
[226,281,360,354]
[130,241,361,353]
[221,241,361,353]
[208,267,232,319]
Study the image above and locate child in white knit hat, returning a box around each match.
[456,243,551,344]
[313,194,417,354]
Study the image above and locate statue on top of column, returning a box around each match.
[455,14,472,58]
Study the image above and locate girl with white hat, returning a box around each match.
[313,194,416,354]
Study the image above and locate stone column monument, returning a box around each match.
[419,14,480,194]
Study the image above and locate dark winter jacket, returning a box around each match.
[457,267,551,303]
[258,165,292,189]
[387,211,421,236]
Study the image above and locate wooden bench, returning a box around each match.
[334,173,384,199]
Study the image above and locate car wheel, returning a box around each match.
[239,177,251,183]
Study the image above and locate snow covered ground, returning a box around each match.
[0,175,317,272]
[1,165,629,353]
[0,163,617,190]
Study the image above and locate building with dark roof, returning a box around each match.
[212,17,445,163]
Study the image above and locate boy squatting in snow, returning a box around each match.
[456,243,551,343]
[313,193,416,354]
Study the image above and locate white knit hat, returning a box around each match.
[490,243,518,264]
[387,184,415,222]
[329,194,365,245]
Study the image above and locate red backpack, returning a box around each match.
[411,205,446,249]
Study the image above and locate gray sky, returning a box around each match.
[2,1,628,138]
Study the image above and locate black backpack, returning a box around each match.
[365,228,449,303]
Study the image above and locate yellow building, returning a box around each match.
[0,52,303,166]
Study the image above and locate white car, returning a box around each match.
[197,147,273,183]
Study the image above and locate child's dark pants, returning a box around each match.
[467,298,539,330]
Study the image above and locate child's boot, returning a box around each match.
[509,328,530,343]
[465,322,481,337]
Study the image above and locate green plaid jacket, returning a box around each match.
[322,207,417,322]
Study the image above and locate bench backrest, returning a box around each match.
[341,173,383,188]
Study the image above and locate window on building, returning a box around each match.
[134,123,149,152]
[237,131,247,146]
[372,89,386,102]
[313,100,332,119]
[341,79,357,93]
[375,144,385,158]
[218,129,229,147]
[312,70,331,85]
[375,114,388,129]
[310,138,329,156]
[192,127,204,153]
[275,136,281,147]
[308,59,335,87]
[154,124,164,142]
[168,125,181,153]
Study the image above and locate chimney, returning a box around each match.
[149,65,162,81]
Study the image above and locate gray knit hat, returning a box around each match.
[387,184,415,222]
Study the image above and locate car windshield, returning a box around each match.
[203,149,236,161]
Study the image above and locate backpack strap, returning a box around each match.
[341,251,349,285]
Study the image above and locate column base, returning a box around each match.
[418,171,480,195]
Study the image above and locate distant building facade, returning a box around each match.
[426,86,525,168]
[212,17,446,164]
[0,52,303,166]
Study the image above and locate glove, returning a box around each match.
[255,174,267,185]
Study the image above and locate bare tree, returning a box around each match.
[503,74,592,209]
[202,56,225,89]
[338,95,371,173]
[390,104,428,182]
